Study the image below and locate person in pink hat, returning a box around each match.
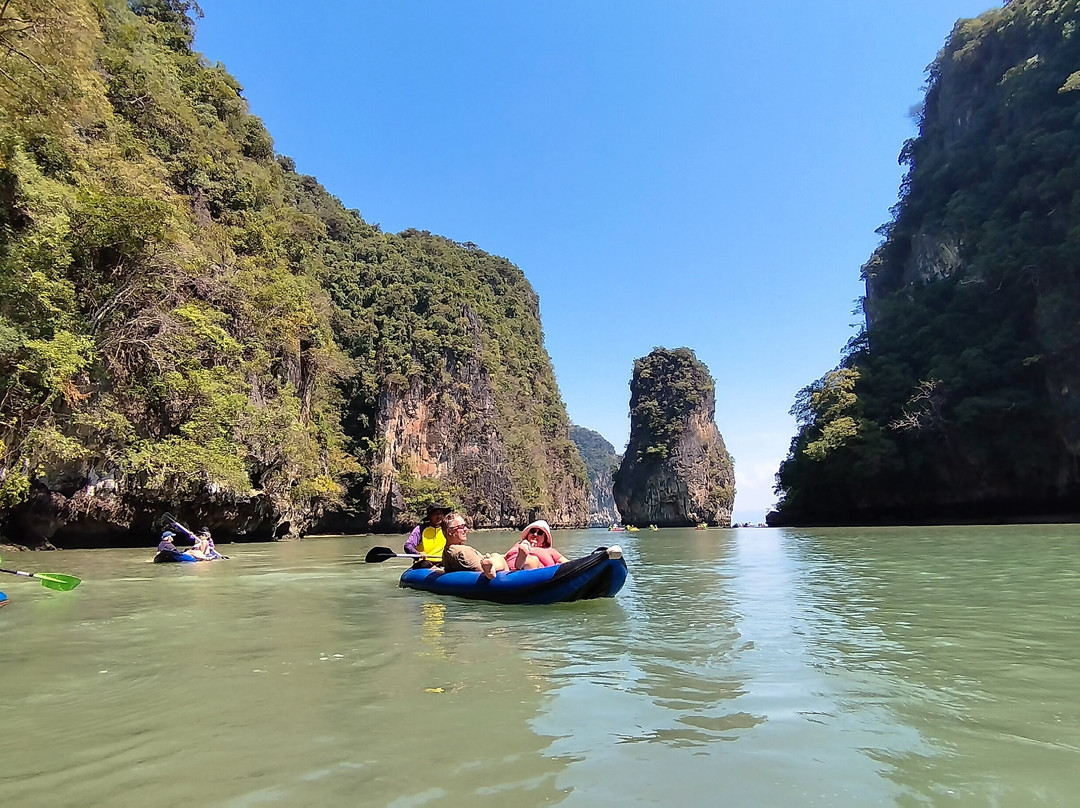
[503,519,569,571]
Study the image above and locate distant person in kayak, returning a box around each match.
[503,520,569,571]
[157,530,181,556]
[187,532,213,560]
[440,513,511,579]
[155,529,199,562]
[196,526,225,559]
[404,503,451,565]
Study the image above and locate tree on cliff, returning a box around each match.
[772,0,1080,526]
[613,348,734,527]
[0,0,359,545]
[0,0,589,544]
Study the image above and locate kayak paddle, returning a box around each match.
[365,546,426,563]
[161,511,198,541]
[0,566,81,591]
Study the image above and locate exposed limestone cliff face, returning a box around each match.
[352,304,589,531]
[570,425,622,526]
[613,348,734,527]
[367,352,587,529]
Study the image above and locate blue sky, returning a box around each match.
[195,1,995,523]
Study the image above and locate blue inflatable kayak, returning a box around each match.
[153,549,200,563]
[153,550,224,563]
[0,590,7,607]
[399,546,628,605]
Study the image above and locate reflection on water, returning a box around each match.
[419,601,448,660]
[2,527,1080,805]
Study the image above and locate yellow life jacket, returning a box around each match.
[419,525,446,560]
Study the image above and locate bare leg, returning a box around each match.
[481,553,509,579]
[513,541,532,570]
[519,554,542,570]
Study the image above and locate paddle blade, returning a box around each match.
[35,573,80,591]
[365,546,399,563]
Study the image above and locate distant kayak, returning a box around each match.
[153,550,224,563]
[399,546,628,605]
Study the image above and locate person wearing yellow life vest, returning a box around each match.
[403,503,451,564]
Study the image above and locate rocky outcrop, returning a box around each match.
[348,304,589,532]
[570,425,622,526]
[773,1,1080,526]
[5,479,290,549]
[0,1,587,547]
[613,348,734,527]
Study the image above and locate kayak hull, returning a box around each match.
[153,550,200,563]
[399,547,628,605]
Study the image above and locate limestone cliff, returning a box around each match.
[311,218,591,532]
[0,2,352,548]
[773,0,1080,525]
[362,307,590,530]
[0,2,589,548]
[570,425,622,526]
[613,348,734,527]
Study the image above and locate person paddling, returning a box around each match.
[157,530,180,556]
[404,503,451,566]
[154,529,197,562]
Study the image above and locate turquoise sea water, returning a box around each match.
[3,525,1080,806]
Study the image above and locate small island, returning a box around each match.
[613,348,735,527]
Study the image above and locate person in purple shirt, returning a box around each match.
[157,530,180,554]
[154,529,197,562]
[404,503,451,565]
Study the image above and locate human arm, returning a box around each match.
[403,524,422,554]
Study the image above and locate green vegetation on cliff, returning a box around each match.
[214,17,585,530]
[570,425,621,480]
[570,424,622,524]
[0,0,585,541]
[774,0,1080,524]
[624,348,716,464]
[0,0,354,534]
[285,170,585,526]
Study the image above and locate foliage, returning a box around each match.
[0,0,584,537]
[796,368,862,462]
[774,0,1080,523]
[395,459,460,526]
[570,424,621,482]
[570,424,621,522]
[0,0,353,529]
[623,347,716,463]
[289,173,587,522]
